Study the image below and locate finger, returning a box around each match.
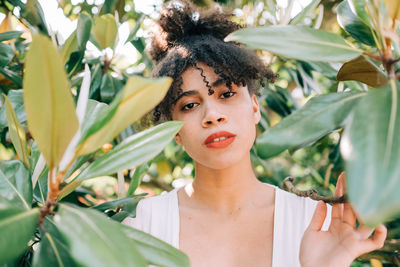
[356,224,375,239]
[307,201,327,231]
[359,224,387,253]
[332,173,344,220]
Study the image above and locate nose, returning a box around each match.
[201,103,227,127]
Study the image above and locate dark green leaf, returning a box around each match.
[256,91,366,159]
[341,81,400,226]
[0,207,40,264]
[127,163,149,196]
[91,194,146,212]
[74,121,183,181]
[0,67,22,87]
[32,217,77,267]
[0,90,25,131]
[0,31,23,42]
[225,25,362,62]
[76,13,92,50]
[66,50,84,74]
[0,160,31,210]
[337,55,388,87]
[54,204,147,267]
[337,0,375,46]
[100,73,117,103]
[120,224,190,267]
[0,43,14,67]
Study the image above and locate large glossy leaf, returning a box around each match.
[0,31,23,42]
[337,0,375,46]
[76,12,92,50]
[256,91,366,159]
[337,55,388,87]
[23,34,79,168]
[225,25,362,62]
[32,218,77,267]
[76,76,172,155]
[91,194,145,212]
[4,95,29,167]
[0,160,31,210]
[0,206,40,264]
[92,14,117,50]
[341,81,400,226]
[348,0,372,26]
[0,90,25,131]
[75,121,182,181]
[0,43,13,67]
[120,224,190,267]
[54,204,147,267]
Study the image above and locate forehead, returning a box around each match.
[180,63,221,92]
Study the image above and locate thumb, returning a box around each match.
[307,201,327,231]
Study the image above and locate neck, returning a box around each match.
[183,155,269,215]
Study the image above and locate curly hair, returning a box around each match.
[148,0,277,122]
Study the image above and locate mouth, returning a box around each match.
[204,131,236,148]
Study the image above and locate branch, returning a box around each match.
[282,176,347,204]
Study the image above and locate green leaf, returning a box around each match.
[120,224,190,267]
[290,0,321,25]
[0,160,32,210]
[21,0,49,35]
[256,91,366,159]
[54,204,147,267]
[0,207,40,264]
[32,217,77,267]
[341,81,400,226]
[337,0,376,46]
[91,194,146,212]
[0,90,26,131]
[348,0,372,26]
[92,14,118,50]
[76,12,92,50]
[337,55,388,87]
[0,43,14,67]
[0,67,22,87]
[225,25,362,62]
[76,76,172,155]
[60,32,78,65]
[0,31,23,42]
[100,72,117,103]
[3,94,29,167]
[75,121,182,181]
[127,163,148,196]
[23,34,79,168]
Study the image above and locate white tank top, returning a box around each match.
[123,183,331,267]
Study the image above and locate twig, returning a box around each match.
[282,176,347,204]
[363,51,382,61]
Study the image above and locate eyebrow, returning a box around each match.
[173,78,227,105]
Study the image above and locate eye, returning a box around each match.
[181,102,199,111]
[220,91,236,99]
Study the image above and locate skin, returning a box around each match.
[170,62,387,266]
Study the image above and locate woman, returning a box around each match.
[123,1,387,266]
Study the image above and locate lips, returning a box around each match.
[204,131,236,148]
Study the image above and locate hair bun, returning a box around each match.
[149,0,241,63]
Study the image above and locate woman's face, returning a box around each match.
[171,63,261,170]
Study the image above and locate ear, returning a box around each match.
[251,94,261,124]
[174,133,183,146]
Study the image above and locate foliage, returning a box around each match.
[0,0,400,266]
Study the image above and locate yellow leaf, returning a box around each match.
[93,14,118,50]
[76,76,172,155]
[157,161,171,177]
[370,259,383,267]
[23,34,79,168]
[0,13,11,33]
[3,94,29,168]
[385,0,400,20]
